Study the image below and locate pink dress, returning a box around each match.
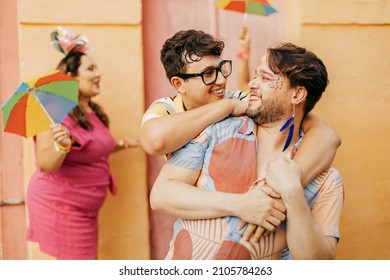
[26,112,116,259]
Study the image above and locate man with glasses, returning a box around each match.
[141,30,341,258]
[176,59,232,86]
[150,42,344,260]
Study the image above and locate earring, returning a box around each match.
[279,104,295,152]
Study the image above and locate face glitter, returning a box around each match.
[268,74,283,90]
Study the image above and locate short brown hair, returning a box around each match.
[267,43,329,114]
[160,29,225,80]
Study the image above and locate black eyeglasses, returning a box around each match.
[176,60,232,85]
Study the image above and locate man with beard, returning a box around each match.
[143,30,341,245]
[150,42,344,260]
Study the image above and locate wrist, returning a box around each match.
[216,99,234,115]
[217,191,241,217]
[54,140,71,154]
[281,185,304,204]
[237,50,249,60]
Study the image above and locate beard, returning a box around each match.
[246,98,285,126]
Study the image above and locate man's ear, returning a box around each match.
[292,86,307,105]
[170,76,185,93]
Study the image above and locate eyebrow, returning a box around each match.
[191,62,220,74]
[200,65,215,72]
[262,68,275,76]
[255,67,274,77]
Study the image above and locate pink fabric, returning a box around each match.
[26,112,116,259]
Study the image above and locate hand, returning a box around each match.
[238,26,251,52]
[229,99,248,117]
[237,180,285,241]
[50,124,71,147]
[265,153,302,196]
[236,179,286,231]
[240,223,265,242]
[117,137,141,149]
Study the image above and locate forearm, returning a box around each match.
[150,179,239,219]
[151,176,286,226]
[283,188,335,259]
[36,142,66,172]
[237,58,250,91]
[140,99,235,155]
[297,113,341,186]
[264,157,336,259]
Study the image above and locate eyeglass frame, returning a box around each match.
[175,60,232,85]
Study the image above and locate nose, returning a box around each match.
[248,78,257,89]
[215,70,227,85]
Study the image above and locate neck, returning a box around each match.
[78,95,92,112]
[256,113,303,152]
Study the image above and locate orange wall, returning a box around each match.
[286,0,390,259]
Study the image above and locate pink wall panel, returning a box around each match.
[0,0,28,260]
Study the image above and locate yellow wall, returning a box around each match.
[287,0,390,259]
[17,0,149,259]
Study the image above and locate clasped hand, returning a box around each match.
[237,178,286,242]
[237,150,302,242]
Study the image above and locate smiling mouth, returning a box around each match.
[249,93,261,102]
[211,88,225,97]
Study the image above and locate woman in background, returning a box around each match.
[26,27,139,260]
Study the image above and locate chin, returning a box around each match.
[212,95,224,102]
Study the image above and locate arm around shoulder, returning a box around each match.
[296,113,341,186]
[140,98,245,156]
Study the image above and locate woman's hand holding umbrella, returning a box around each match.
[50,123,72,154]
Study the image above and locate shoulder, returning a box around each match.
[314,166,344,193]
[207,116,249,133]
[146,96,178,114]
[197,116,253,144]
[141,95,179,126]
[62,115,78,130]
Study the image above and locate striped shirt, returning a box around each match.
[165,116,344,260]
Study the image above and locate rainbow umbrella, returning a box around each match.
[1,71,79,137]
[214,0,277,22]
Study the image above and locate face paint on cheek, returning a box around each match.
[268,75,283,90]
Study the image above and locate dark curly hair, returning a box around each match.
[56,52,109,129]
[160,29,225,80]
[267,43,329,114]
